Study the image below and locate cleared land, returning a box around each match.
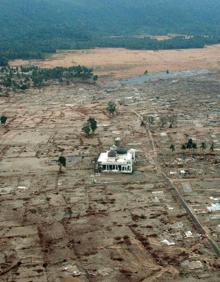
[11,45,220,78]
[0,68,220,281]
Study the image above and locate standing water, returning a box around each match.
[120,69,211,85]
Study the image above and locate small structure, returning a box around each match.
[96,138,136,174]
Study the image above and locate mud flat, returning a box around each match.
[0,70,220,281]
[11,45,220,78]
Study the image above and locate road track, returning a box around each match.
[133,110,220,257]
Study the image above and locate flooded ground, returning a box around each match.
[120,69,212,84]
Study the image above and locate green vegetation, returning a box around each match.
[106,101,117,116]
[210,142,215,152]
[93,35,220,51]
[58,156,66,173]
[82,117,98,136]
[170,144,175,152]
[0,0,220,61]
[167,139,215,155]
[82,123,92,136]
[0,115,7,125]
[88,118,97,133]
[178,139,215,153]
[201,142,207,151]
[158,115,177,129]
[183,138,197,150]
[0,57,8,67]
[0,65,97,94]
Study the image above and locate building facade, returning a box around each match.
[97,142,136,174]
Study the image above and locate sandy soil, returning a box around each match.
[11,45,220,78]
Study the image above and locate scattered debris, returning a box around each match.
[181,260,203,270]
[62,264,82,277]
[207,203,220,212]
[161,239,175,246]
[185,231,193,238]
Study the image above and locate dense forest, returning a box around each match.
[0,0,220,63]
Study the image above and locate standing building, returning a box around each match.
[96,138,136,174]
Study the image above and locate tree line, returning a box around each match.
[170,138,215,153]
[0,65,98,94]
[1,35,220,64]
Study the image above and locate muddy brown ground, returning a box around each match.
[1,63,220,281]
[11,45,220,78]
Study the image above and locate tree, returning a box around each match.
[32,75,43,88]
[210,142,214,152]
[168,115,177,128]
[181,144,187,150]
[186,138,193,149]
[0,115,7,125]
[19,83,29,91]
[181,138,197,154]
[93,75,98,81]
[160,116,167,128]
[147,116,154,126]
[170,144,175,152]
[201,142,207,151]
[192,142,197,154]
[58,156,66,173]
[140,119,145,127]
[88,117,97,133]
[0,57,8,67]
[192,143,197,150]
[82,122,91,136]
[106,101,116,116]
[3,77,12,88]
[143,115,154,127]
[82,118,97,136]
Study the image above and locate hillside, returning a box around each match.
[1,0,220,61]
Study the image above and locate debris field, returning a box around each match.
[0,71,220,281]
